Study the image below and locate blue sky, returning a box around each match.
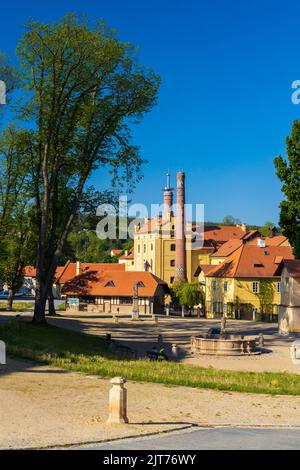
[1,0,300,225]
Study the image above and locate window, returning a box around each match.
[143,244,146,254]
[170,244,176,251]
[137,244,141,254]
[170,276,174,284]
[170,259,175,267]
[119,297,133,305]
[276,282,281,293]
[151,243,153,251]
[212,280,217,291]
[252,281,259,293]
[224,281,228,292]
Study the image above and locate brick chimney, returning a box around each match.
[174,171,187,282]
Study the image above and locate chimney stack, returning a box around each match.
[175,171,187,283]
[162,172,174,221]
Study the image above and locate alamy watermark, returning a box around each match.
[0,80,6,104]
[95,196,205,250]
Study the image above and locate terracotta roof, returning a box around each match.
[210,239,243,258]
[57,262,125,284]
[240,230,261,241]
[282,259,300,278]
[111,249,122,255]
[247,235,289,247]
[195,264,220,277]
[119,248,134,260]
[193,225,246,247]
[23,266,37,277]
[204,245,294,279]
[61,270,168,297]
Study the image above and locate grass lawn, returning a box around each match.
[0,302,35,312]
[1,319,300,396]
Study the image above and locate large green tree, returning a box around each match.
[275,120,300,257]
[172,281,205,314]
[11,14,160,323]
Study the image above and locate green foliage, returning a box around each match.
[172,282,205,310]
[0,302,34,312]
[0,13,160,321]
[222,215,241,226]
[260,221,276,237]
[256,280,275,314]
[275,120,300,257]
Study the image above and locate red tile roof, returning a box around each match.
[23,266,37,277]
[202,245,294,279]
[119,248,134,260]
[61,270,168,297]
[57,262,125,284]
[210,239,243,258]
[247,235,289,247]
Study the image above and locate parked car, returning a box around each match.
[0,291,9,299]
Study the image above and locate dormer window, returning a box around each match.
[105,281,115,287]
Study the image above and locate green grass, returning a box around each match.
[0,302,34,312]
[1,319,300,396]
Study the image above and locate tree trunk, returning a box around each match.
[32,279,48,324]
[47,286,56,317]
[6,289,14,311]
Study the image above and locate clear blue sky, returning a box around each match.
[1,0,300,225]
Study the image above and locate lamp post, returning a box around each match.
[132,283,140,320]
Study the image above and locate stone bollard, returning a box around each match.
[107,377,129,424]
[190,336,196,354]
[258,333,264,347]
[172,343,178,357]
[0,341,6,365]
[181,306,185,318]
[166,305,170,317]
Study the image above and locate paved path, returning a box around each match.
[71,426,300,450]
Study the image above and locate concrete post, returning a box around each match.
[107,377,129,424]
[0,341,6,365]
[166,305,170,317]
[181,305,185,318]
[258,333,264,347]
[172,343,178,357]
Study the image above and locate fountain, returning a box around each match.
[191,318,261,356]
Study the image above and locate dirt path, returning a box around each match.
[1,357,300,450]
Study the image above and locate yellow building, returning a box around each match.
[200,241,294,319]
[133,214,253,287]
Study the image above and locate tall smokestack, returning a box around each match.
[162,172,174,220]
[175,171,187,283]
